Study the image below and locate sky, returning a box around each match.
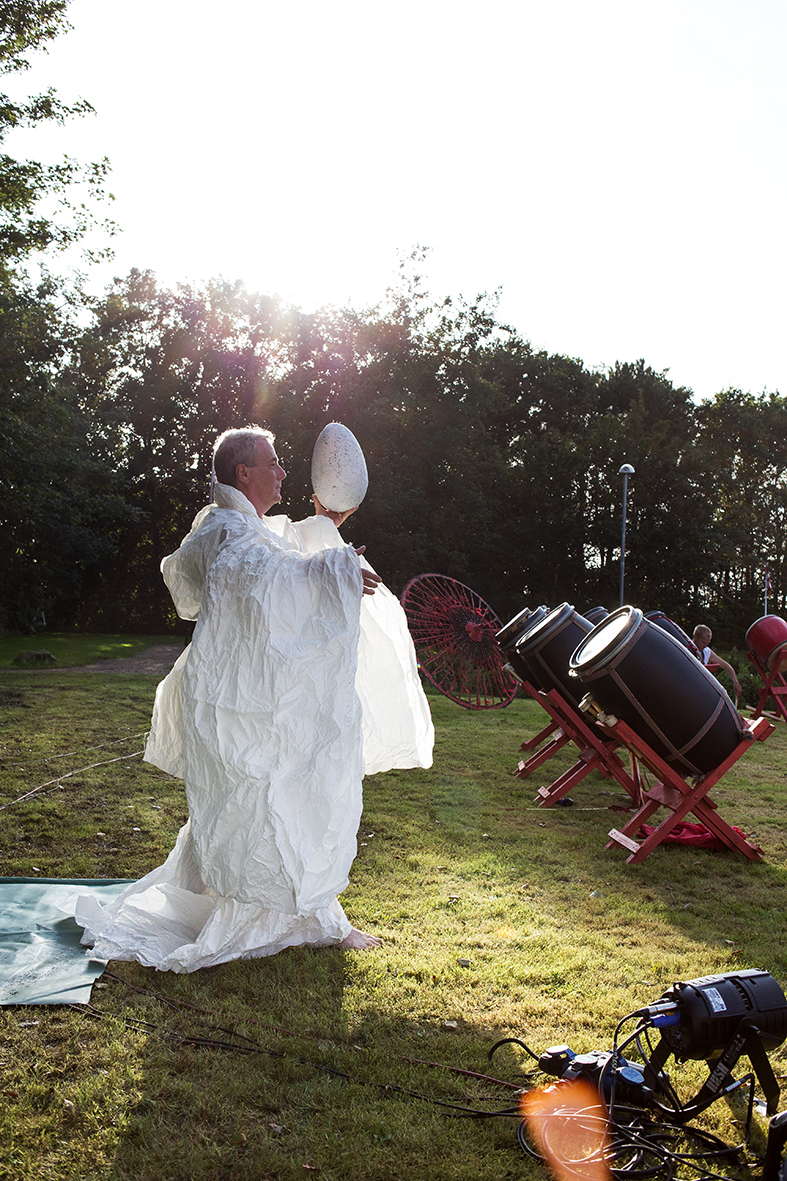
[5,0,786,401]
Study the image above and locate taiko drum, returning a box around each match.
[746,615,787,672]
[569,607,744,776]
[645,610,702,660]
[496,605,549,684]
[516,603,594,707]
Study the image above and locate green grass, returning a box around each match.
[0,633,179,669]
[0,671,786,1179]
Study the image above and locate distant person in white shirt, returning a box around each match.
[692,624,742,699]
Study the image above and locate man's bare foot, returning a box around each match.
[338,927,381,950]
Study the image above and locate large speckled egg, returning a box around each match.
[311,423,369,512]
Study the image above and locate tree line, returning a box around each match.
[4,260,784,646]
[0,3,784,648]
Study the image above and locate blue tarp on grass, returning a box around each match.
[0,877,132,1005]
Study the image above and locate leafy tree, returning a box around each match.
[65,264,548,627]
[0,268,127,630]
[68,270,297,628]
[56,253,783,643]
[0,0,115,265]
[694,388,787,637]
[586,361,717,628]
[0,0,121,631]
[267,270,534,612]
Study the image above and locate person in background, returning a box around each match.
[692,624,742,699]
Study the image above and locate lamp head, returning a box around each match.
[652,970,787,1060]
[619,464,635,475]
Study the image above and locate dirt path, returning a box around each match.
[73,644,183,675]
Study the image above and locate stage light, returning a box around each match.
[641,970,787,1119]
[649,970,787,1058]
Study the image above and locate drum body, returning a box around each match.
[584,606,610,625]
[569,607,743,776]
[746,615,787,672]
[645,610,701,660]
[497,606,549,683]
[496,607,537,653]
[517,603,593,706]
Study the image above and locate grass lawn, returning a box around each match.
[0,634,179,669]
[0,670,785,1180]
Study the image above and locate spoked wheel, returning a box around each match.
[401,573,518,709]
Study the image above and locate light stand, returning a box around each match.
[618,463,634,608]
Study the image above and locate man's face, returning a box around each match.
[237,438,286,516]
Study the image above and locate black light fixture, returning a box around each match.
[505,969,787,1180]
[640,969,787,1120]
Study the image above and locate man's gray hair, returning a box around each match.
[212,426,275,487]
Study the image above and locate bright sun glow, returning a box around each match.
[4,0,786,400]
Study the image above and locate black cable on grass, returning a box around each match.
[401,1056,522,1091]
[102,970,335,1038]
[103,972,524,1094]
[88,977,755,1178]
[0,749,146,810]
[488,1035,541,1067]
[71,1001,519,1118]
[0,732,150,770]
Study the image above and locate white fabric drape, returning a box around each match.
[75,484,433,971]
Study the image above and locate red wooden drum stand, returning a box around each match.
[747,649,787,724]
[601,713,773,864]
[514,677,642,808]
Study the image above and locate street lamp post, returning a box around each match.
[618,464,634,608]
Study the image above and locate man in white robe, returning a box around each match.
[75,427,434,972]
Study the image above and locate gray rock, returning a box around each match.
[12,649,57,666]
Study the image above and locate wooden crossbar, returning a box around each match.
[747,649,787,724]
[514,681,641,807]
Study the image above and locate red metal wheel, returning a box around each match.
[401,573,518,709]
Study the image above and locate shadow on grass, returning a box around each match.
[98,949,528,1181]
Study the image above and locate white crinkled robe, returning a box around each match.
[74,483,434,972]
